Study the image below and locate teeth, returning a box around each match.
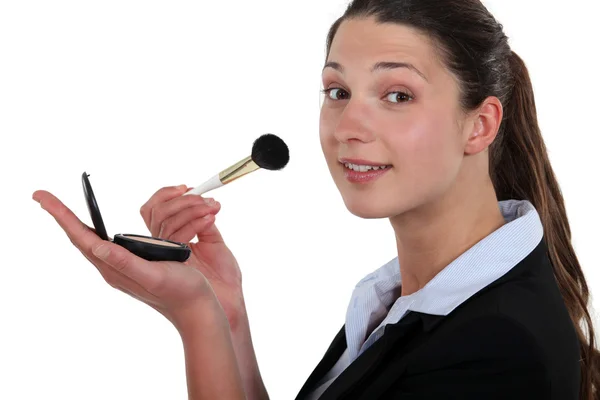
[343,162,391,171]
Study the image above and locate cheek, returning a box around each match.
[411,118,454,161]
[319,108,337,156]
[387,111,462,193]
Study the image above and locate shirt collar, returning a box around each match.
[345,199,544,361]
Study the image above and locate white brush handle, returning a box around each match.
[184,174,224,196]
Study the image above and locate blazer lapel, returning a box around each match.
[318,311,424,400]
[294,325,347,400]
[351,313,444,399]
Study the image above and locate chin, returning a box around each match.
[342,195,392,219]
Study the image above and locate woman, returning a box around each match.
[33,0,598,398]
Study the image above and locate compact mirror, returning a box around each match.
[82,172,191,262]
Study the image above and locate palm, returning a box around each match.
[138,186,245,325]
[183,224,243,323]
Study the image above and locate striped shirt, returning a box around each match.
[306,199,544,399]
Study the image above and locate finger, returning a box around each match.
[33,191,166,307]
[159,201,220,239]
[96,259,163,307]
[92,240,168,296]
[74,236,165,309]
[150,195,215,237]
[169,214,217,243]
[33,190,106,255]
[140,185,189,228]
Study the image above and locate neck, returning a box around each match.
[390,177,506,297]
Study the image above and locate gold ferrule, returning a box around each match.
[218,155,260,184]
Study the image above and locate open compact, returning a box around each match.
[82,172,191,262]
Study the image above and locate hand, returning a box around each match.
[141,187,268,400]
[32,190,223,333]
[34,188,257,399]
[139,185,245,329]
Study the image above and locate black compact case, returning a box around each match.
[82,172,191,262]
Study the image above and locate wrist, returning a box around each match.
[175,294,229,341]
[228,293,249,333]
[176,296,246,400]
[228,299,269,400]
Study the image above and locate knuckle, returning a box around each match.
[99,270,119,288]
[77,221,91,239]
[55,204,68,219]
[140,205,152,228]
[111,251,130,272]
[156,186,177,199]
[68,235,84,252]
[186,196,203,206]
[197,212,212,223]
[147,265,169,296]
[192,215,212,231]
[192,204,209,216]
[106,278,119,289]
[189,204,210,220]
[153,187,168,198]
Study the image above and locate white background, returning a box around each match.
[1,0,598,399]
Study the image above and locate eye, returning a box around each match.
[385,91,413,103]
[322,87,350,100]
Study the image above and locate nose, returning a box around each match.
[333,99,376,144]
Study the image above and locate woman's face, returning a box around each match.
[320,17,471,219]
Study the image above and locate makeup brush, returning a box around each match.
[184,133,290,196]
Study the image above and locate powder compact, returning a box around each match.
[82,172,191,262]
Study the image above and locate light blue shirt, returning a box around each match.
[307,199,544,399]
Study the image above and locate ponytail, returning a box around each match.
[490,50,600,399]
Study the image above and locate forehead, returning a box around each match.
[327,17,440,76]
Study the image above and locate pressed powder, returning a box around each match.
[121,235,183,248]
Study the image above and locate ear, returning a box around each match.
[464,96,503,155]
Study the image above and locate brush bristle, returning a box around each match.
[251,134,289,170]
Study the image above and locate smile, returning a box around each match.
[341,162,392,184]
[343,162,392,172]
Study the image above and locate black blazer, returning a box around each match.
[295,237,581,399]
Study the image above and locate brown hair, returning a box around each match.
[325,0,599,397]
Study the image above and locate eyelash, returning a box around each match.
[320,87,414,104]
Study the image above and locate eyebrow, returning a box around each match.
[323,61,428,82]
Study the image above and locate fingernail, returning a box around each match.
[93,244,111,259]
[204,198,216,205]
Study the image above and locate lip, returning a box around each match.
[339,158,391,167]
[340,162,392,184]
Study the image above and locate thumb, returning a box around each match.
[93,242,165,292]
